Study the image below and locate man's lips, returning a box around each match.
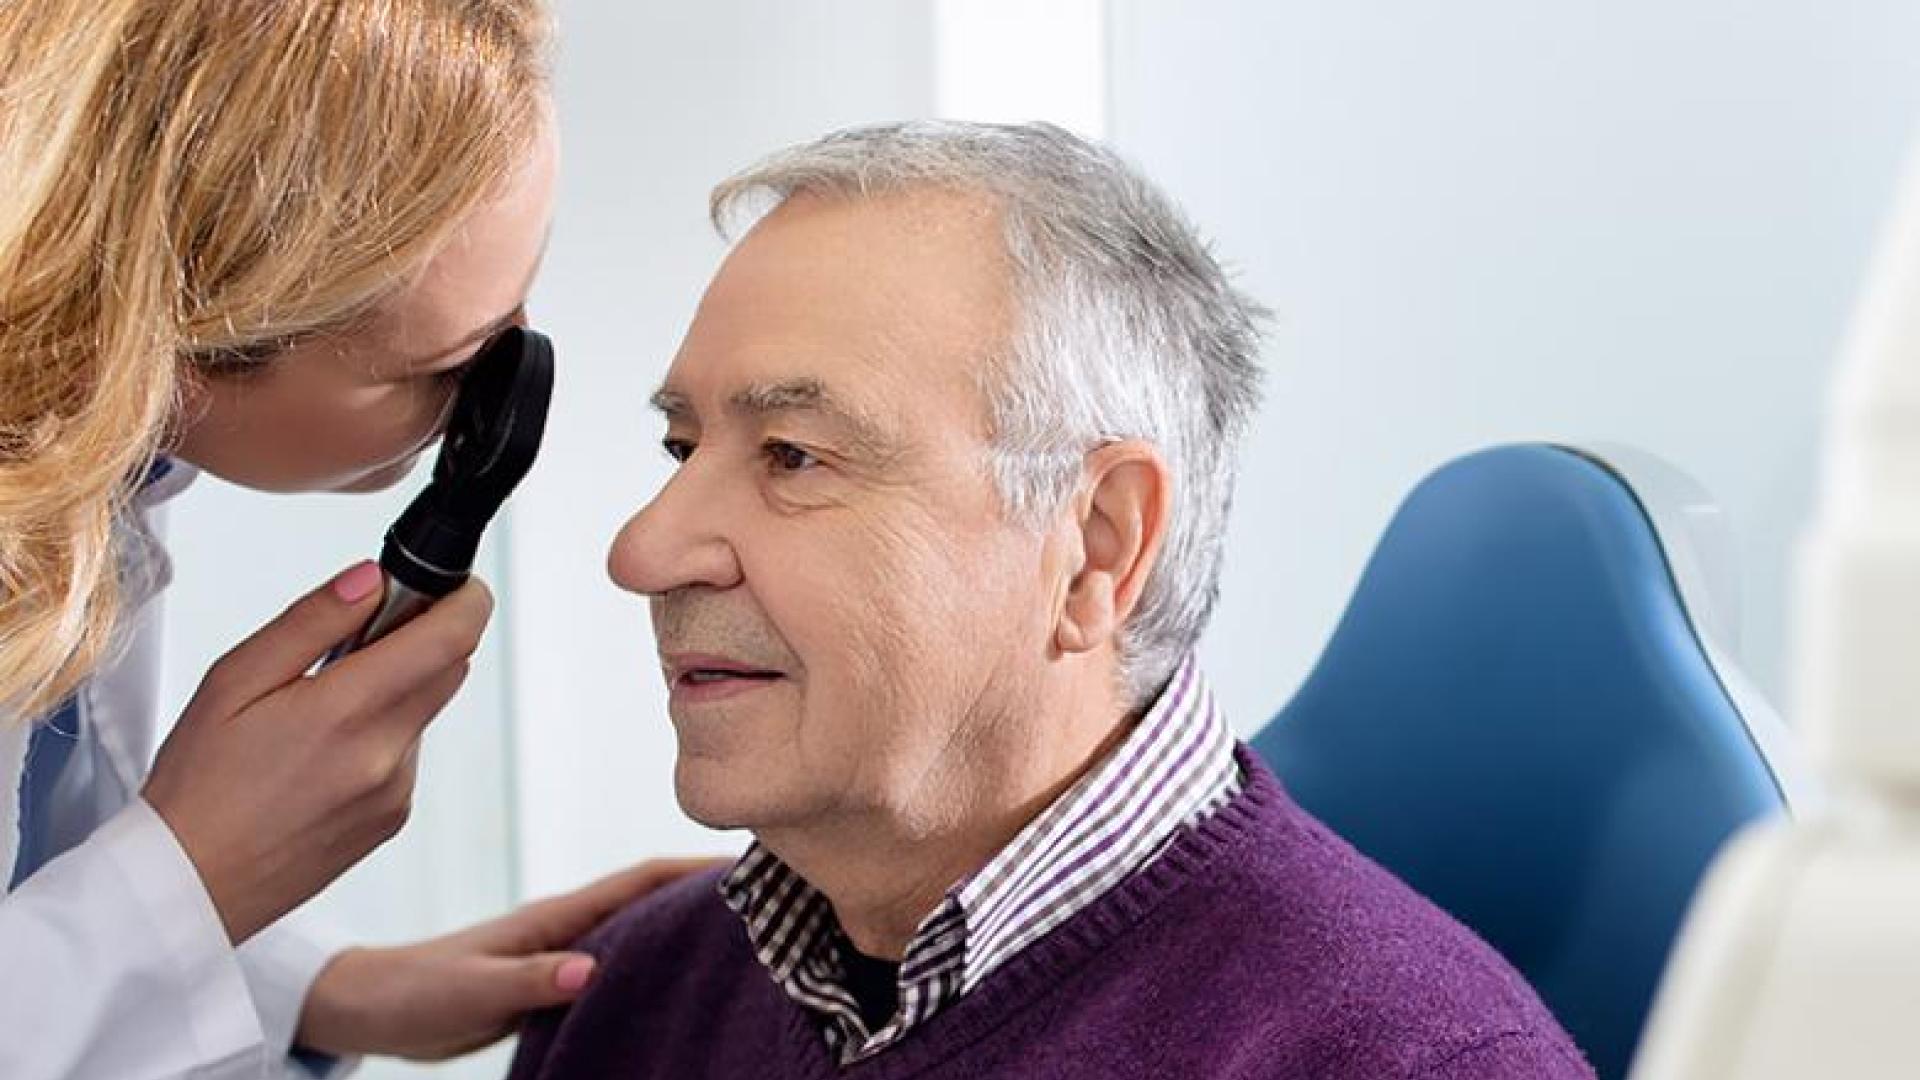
[661,652,787,703]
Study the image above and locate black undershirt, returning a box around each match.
[838,940,902,1034]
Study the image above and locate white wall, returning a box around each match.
[1104,0,1920,733]
[934,0,1106,136]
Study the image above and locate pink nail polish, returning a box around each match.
[555,956,596,993]
[331,561,383,603]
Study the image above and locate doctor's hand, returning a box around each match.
[144,562,493,945]
[293,857,724,1061]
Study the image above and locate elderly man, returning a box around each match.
[509,122,1593,1080]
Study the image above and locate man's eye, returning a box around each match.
[662,437,695,463]
[764,440,819,473]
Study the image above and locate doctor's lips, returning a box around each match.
[661,652,787,703]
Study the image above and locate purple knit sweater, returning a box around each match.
[509,748,1594,1080]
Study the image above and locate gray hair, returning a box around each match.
[710,121,1267,707]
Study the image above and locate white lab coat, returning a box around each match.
[0,463,352,1079]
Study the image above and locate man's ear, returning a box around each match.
[1055,440,1172,657]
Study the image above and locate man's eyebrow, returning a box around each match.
[728,377,842,415]
[648,378,899,459]
[650,387,691,421]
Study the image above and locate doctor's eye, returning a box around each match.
[763,440,819,474]
[662,437,695,464]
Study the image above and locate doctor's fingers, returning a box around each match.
[323,662,461,839]
[196,563,388,712]
[317,578,493,717]
[358,658,471,767]
[457,858,730,955]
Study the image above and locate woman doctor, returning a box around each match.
[0,2,702,1076]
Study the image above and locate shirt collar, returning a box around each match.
[949,654,1237,989]
[116,456,197,610]
[719,654,1240,1062]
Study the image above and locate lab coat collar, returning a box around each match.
[136,456,199,508]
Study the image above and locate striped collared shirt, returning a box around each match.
[719,655,1240,1064]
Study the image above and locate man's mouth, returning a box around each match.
[680,668,782,686]
[663,653,787,702]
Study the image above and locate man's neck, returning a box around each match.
[757,679,1138,960]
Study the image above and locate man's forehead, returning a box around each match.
[654,187,1010,442]
[748,186,1003,242]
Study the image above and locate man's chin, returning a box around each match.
[674,778,751,831]
[674,759,783,832]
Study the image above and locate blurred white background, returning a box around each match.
[155,2,1920,1076]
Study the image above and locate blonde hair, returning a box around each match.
[0,0,552,723]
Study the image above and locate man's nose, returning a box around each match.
[607,467,743,596]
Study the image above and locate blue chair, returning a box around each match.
[1249,444,1793,1080]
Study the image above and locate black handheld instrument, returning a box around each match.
[323,325,554,665]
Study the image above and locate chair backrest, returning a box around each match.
[1249,444,1788,1080]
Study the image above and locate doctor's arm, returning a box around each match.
[1,568,710,1075]
[0,799,273,1080]
[0,802,717,1079]
[0,569,487,1080]
[138,567,720,1061]
[291,858,721,1061]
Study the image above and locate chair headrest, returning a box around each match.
[1254,443,1787,1080]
